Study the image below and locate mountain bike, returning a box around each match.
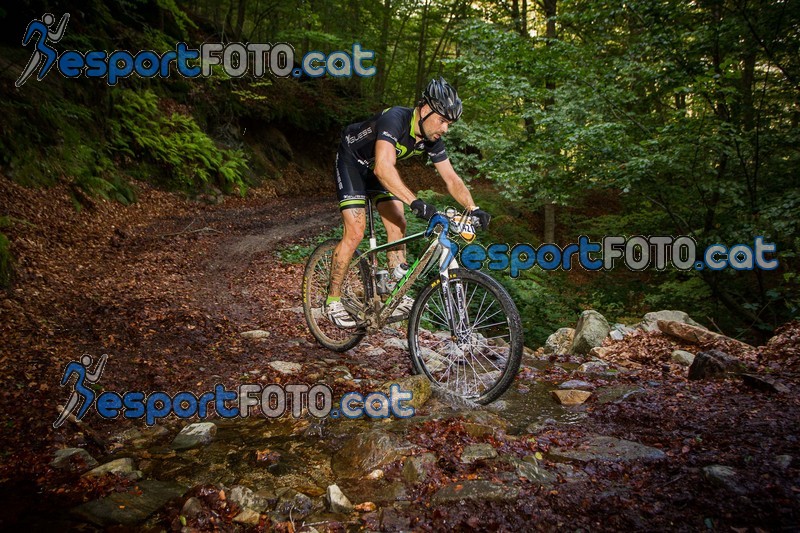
[301,199,523,404]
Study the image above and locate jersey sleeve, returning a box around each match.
[375,107,406,147]
[426,138,448,163]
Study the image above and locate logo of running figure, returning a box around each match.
[15,12,70,88]
[53,354,108,428]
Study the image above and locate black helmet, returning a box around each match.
[422,77,462,122]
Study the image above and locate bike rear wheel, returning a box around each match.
[407,269,523,404]
[302,239,369,352]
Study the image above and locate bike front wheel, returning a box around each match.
[407,269,523,404]
[302,239,369,352]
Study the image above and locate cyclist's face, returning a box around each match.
[422,108,453,141]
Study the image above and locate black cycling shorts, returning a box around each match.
[334,148,398,210]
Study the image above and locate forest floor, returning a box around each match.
[0,176,798,531]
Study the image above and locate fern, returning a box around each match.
[110,90,249,194]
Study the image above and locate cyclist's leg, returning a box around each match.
[375,196,406,270]
[329,208,366,298]
[330,149,368,300]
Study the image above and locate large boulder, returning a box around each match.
[639,310,705,332]
[657,320,753,352]
[688,350,747,380]
[544,328,575,355]
[570,311,611,355]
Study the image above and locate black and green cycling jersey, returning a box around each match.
[334,106,448,210]
[341,106,448,168]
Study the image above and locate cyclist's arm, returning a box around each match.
[433,158,478,210]
[374,139,418,205]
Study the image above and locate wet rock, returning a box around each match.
[327,484,354,514]
[640,310,704,332]
[549,436,666,463]
[552,389,592,406]
[380,374,431,411]
[51,448,98,471]
[366,469,384,480]
[544,328,575,355]
[172,422,217,450]
[233,508,261,525]
[272,489,315,521]
[559,380,594,390]
[181,497,203,517]
[688,350,747,380]
[240,329,271,339]
[571,311,611,355]
[402,453,436,484]
[229,485,271,513]
[740,373,790,393]
[671,350,696,366]
[578,361,609,374]
[461,443,498,463]
[432,480,519,504]
[380,507,411,530]
[83,458,140,480]
[703,464,746,494]
[72,480,187,526]
[503,455,557,485]
[594,384,644,404]
[332,430,412,478]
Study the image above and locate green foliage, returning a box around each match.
[110,90,248,194]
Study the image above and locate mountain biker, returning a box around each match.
[326,76,491,328]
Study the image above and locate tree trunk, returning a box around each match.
[543,0,557,243]
[375,0,392,102]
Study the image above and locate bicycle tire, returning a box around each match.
[407,268,523,404]
[302,239,369,352]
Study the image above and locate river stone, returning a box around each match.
[268,361,302,374]
[578,361,609,374]
[559,380,594,390]
[384,338,408,350]
[172,422,217,450]
[461,443,498,464]
[181,497,203,517]
[703,464,746,494]
[544,328,575,355]
[332,430,408,478]
[571,311,611,355]
[503,455,557,485]
[240,329,271,339]
[640,310,704,332]
[432,480,519,504]
[273,489,315,521]
[549,436,666,463]
[380,374,431,411]
[83,458,140,479]
[552,389,592,406]
[594,384,645,404]
[327,484,354,514]
[72,480,187,526]
[402,453,436,484]
[229,485,271,513]
[671,350,696,366]
[51,448,99,471]
[688,350,746,380]
[233,508,261,525]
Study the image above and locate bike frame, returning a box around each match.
[346,198,463,333]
